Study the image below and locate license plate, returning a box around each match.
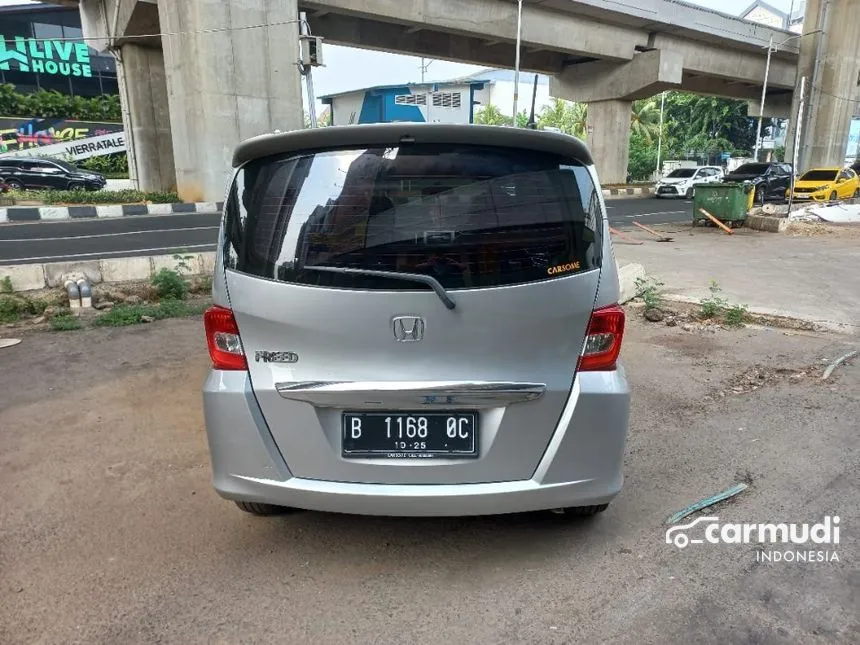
[342,411,478,458]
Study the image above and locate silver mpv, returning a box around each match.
[203,124,630,517]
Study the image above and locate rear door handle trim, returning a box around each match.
[274,381,547,408]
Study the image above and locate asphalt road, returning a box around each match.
[2,317,857,644]
[0,197,692,265]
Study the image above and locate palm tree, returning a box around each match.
[630,99,661,145]
[537,98,587,138]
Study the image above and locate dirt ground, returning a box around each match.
[614,226,860,335]
[1,317,858,644]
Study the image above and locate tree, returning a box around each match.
[628,132,658,181]
[630,99,661,145]
[474,104,511,126]
[473,105,531,128]
[537,98,587,138]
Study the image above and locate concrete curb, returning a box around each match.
[0,252,217,291]
[603,187,655,200]
[659,294,857,335]
[0,201,223,224]
[617,262,646,304]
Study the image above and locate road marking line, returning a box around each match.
[1,244,216,263]
[0,225,220,242]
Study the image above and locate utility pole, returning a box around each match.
[656,91,666,177]
[788,75,807,212]
[754,35,774,160]
[511,0,523,126]
[298,12,324,128]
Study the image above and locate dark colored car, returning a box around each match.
[850,160,860,176]
[0,157,106,191]
[722,162,793,205]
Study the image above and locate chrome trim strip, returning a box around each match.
[274,381,547,408]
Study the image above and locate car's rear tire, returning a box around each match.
[234,500,295,516]
[5,178,24,191]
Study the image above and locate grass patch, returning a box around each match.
[9,188,179,205]
[0,276,12,294]
[698,280,749,326]
[635,275,664,310]
[94,299,206,327]
[698,280,729,319]
[152,268,188,301]
[50,314,82,331]
[724,304,750,327]
[0,295,25,323]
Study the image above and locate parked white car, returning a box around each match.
[655,166,724,199]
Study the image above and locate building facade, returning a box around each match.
[321,80,491,126]
[0,3,123,158]
[320,69,554,127]
[1,2,118,97]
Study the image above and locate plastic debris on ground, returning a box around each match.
[790,202,860,224]
[666,483,748,524]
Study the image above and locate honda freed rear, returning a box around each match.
[202,124,630,517]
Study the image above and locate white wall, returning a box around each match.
[330,92,365,126]
[478,79,553,118]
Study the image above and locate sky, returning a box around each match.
[1,0,803,105]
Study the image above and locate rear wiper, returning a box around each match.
[302,265,456,310]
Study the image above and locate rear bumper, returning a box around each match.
[202,368,630,516]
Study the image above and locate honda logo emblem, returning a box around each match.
[392,315,425,342]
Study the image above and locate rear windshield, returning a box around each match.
[800,170,838,182]
[667,169,696,178]
[223,144,602,291]
[733,163,770,175]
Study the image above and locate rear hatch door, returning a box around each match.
[222,130,605,484]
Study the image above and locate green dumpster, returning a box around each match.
[692,183,755,228]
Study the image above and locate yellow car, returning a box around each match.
[790,167,860,201]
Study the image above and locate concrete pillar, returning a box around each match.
[116,44,175,192]
[157,0,304,202]
[586,100,632,185]
[803,0,860,168]
[787,0,860,169]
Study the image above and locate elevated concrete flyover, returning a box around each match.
[302,0,799,182]
[72,0,855,200]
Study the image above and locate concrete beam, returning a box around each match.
[310,13,569,74]
[552,49,683,103]
[747,94,794,120]
[302,0,647,61]
[679,75,762,101]
[651,33,797,90]
[78,0,159,50]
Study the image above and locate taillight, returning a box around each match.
[204,305,247,370]
[579,304,625,371]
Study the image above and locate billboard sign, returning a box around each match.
[0,35,93,77]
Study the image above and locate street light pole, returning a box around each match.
[656,91,666,177]
[512,0,523,126]
[755,29,822,162]
[754,35,774,161]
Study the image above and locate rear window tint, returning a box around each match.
[223,144,602,290]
